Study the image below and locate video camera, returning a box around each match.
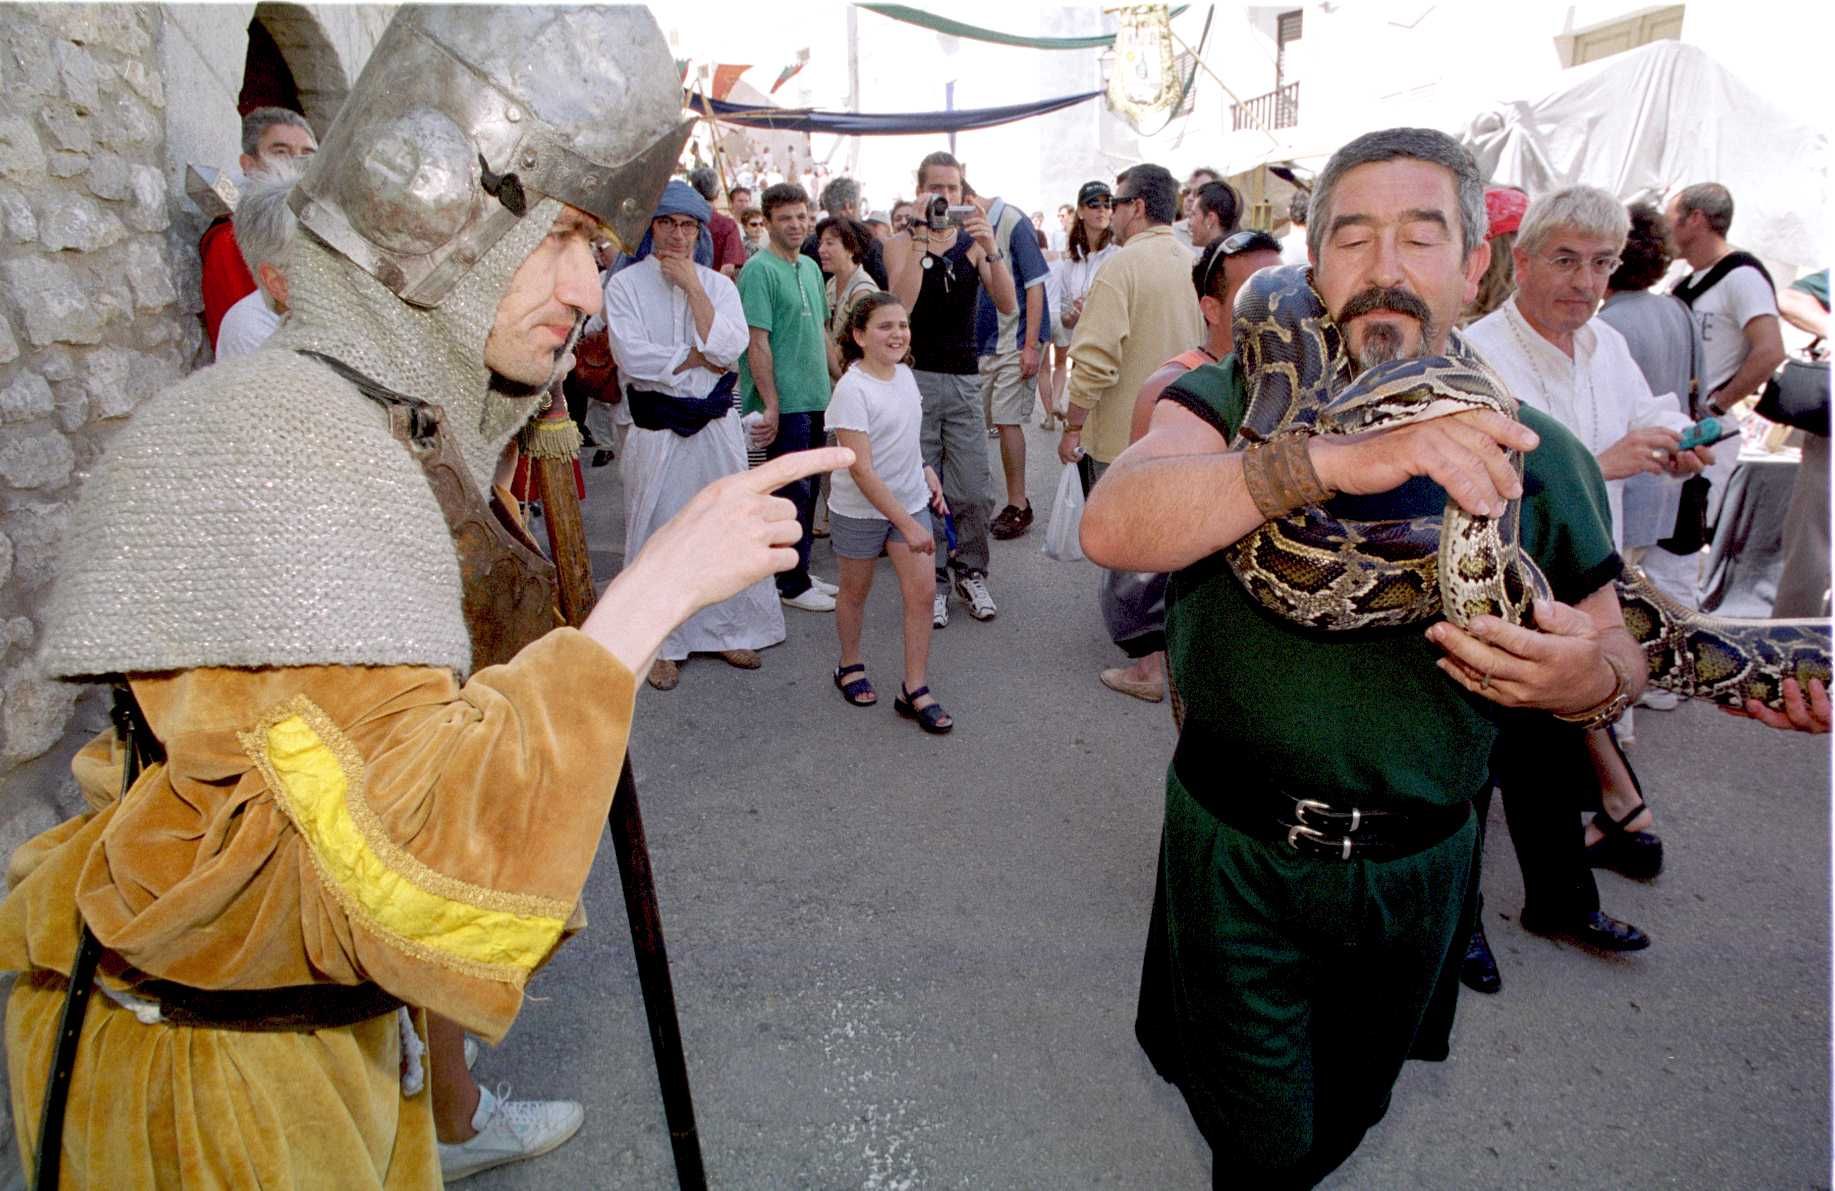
[924,194,979,232]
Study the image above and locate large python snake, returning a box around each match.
[1225,264,1831,711]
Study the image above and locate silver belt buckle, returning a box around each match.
[1286,822,1354,861]
[1293,798,1361,834]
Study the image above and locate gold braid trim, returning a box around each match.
[241,694,573,987]
[520,416,582,461]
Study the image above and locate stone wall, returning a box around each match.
[0,3,389,806]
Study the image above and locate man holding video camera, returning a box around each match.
[886,151,1017,626]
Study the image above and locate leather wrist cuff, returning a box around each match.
[1242,433,1331,519]
[1553,652,1633,730]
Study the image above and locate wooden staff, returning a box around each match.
[525,396,709,1191]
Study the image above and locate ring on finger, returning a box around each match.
[1649,448,1666,461]
[1480,671,1492,691]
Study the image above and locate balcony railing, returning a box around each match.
[1231,81,1300,131]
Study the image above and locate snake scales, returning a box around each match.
[1223,264,1831,711]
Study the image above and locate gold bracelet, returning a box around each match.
[1240,433,1330,519]
[1552,653,1633,729]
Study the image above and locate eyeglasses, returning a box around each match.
[1538,251,1622,277]
[1112,194,1141,207]
[745,221,765,230]
[1082,197,1112,210]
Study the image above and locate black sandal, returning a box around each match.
[1583,728,1663,879]
[894,684,952,735]
[834,664,876,707]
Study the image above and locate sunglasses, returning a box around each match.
[1201,230,1283,299]
[745,221,765,229]
[1112,194,1140,206]
[1082,197,1112,209]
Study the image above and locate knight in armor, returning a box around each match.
[1083,128,1646,1187]
[1,8,846,1184]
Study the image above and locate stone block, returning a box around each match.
[4,618,30,649]
[0,664,79,767]
[85,151,130,200]
[83,344,166,419]
[36,346,74,382]
[51,380,87,432]
[0,315,16,365]
[53,40,98,108]
[0,429,75,490]
[0,372,52,423]
[116,59,164,108]
[124,238,178,310]
[2,257,103,345]
[39,193,127,253]
[95,88,158,152]
[37,100,92,154]
[0,185,35,242]
[5,22,58,95]
[89,5,152,57]
[6,501,71,591]
[124,163,167,233]
[0,528,11,589]
[0,115,47,182]
[47,150,86,179]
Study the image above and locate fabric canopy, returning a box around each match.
[686,91,1103,136]
[859,5,1188,51]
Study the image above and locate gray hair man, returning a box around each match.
[203,107,321,350]
[803,174,887,287]
[1084,128,1642,1186]
[216,162,301,359]
[13,7,848,1185]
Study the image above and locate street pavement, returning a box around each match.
[472,418,1828,1190]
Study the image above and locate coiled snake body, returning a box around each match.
[1225,265,1830,710]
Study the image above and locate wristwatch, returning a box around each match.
[1553,653,1633,730]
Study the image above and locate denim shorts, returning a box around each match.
[830,508,933,559]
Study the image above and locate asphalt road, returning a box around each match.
[471,419,1830,1190]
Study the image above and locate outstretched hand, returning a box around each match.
[1720,676,1832,734]
[1312,409,1538,520]
[582,447,855,674]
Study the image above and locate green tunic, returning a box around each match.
[1137,356,1619,1186]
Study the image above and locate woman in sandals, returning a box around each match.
[826,292,954,734]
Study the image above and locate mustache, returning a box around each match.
[1335,285,1433,326]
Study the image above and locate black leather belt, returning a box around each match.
[128,976,404,1032]
[1173,730,1472,862]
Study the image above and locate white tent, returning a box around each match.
[1461,40,1828,270]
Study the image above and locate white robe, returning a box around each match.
[1466,296,1696,550]
[603,257,785,659]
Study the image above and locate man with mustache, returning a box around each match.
[1084,128,1644,1186]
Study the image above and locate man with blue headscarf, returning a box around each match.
[603,179,785,689]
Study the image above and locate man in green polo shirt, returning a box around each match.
[1082,127,1649,1187]
[740,181,836,610]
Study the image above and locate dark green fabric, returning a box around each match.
[1160,357,1619,813]
[1138,771,1477,1185]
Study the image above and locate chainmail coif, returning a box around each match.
[38,200,565,680]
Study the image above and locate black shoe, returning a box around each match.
[1518,908,1650,952]
[990,501,1034,540]
[1460,922,1502,993]
[1583,799,1663,880]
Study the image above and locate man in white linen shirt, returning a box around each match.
[215,165,300,359]
[603,180,786,690]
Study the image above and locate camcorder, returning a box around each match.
[925,195,979,232]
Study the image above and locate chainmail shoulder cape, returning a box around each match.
[37,200,564,680]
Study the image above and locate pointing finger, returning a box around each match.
[741,446,855,494]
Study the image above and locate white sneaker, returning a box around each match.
[954,571,997,621]
[781,586,837,612]
[932,588,950,629]
[1636,688,1681,710]
[809,575,839,596]
[437,1084,584,1183]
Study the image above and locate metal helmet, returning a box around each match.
[290,5,692,307]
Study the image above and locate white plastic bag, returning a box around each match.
[1042,460,1086,562]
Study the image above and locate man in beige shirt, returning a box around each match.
[1060,163,1205,701]
[1060,163,1205,480]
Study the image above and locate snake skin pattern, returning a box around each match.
[1227,264,1830,710]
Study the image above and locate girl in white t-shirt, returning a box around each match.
[827,293,954,734]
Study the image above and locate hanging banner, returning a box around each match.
[711,64,752,101]
[1106,4,1181,132]
[858,5,1188,51]
[686,91,1103,136]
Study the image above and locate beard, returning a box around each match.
[1336,285,1438,371]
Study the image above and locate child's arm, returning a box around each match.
[833,428,934,554]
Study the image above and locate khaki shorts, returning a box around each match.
[978,350,1034,427]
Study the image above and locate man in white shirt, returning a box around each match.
[602,180,786,690]
[1465,185,1710,967]
[1279,189,1310,267]
[1666,183,1785,417]
[215,165,299,359]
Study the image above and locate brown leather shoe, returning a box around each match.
[647,659,679,690]
[716,649,762,670]
[1100,666,1164,703]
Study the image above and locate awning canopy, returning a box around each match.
[686,91,1103,136]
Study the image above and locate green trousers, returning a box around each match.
[1136,770,1477,1189]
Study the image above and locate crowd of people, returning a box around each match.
[3,5,1827,1187]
